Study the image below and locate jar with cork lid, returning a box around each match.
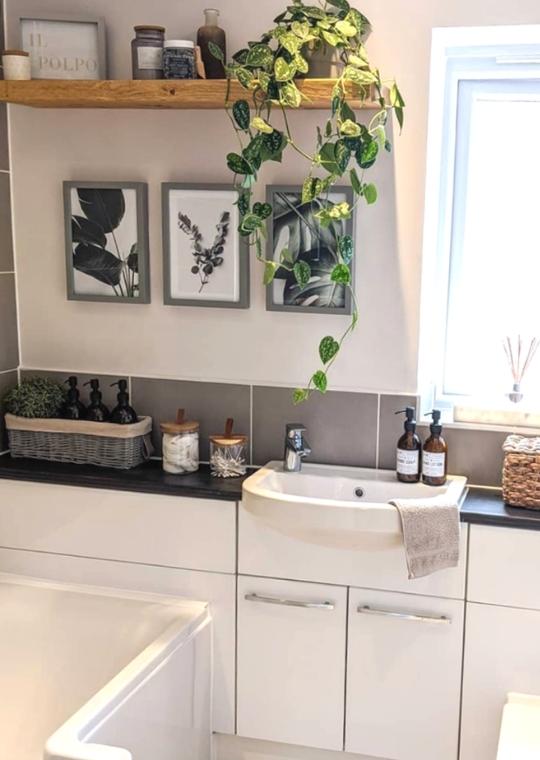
[209,418,248,478]
[160,408,199,474]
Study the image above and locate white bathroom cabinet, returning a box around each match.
[346,587,464,760]
[237,576,347,751]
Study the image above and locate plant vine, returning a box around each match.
[211,0,404,403]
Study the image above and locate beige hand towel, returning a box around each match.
[389,496,460,579]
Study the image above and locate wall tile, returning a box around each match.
[131,377,251,459]
[378,393,420,470]
[0,105,9,173]
[20,369,127,411]
[252,386,378,468]
[0,369,17,450]
[443,427,507,487]
[0,273,19,370]
[0,171,13,270]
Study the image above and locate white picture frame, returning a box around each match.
[20,14,107,80]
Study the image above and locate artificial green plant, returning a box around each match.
[211,0,404,403]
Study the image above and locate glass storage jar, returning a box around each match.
[210,418,248,478]
[131,26,165,80]
[160,409,199,474]
[163,39,196,79]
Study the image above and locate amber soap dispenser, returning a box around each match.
[395,407,422,483]
[423,409,447,486]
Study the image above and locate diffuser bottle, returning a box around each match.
[423,410,447,486]
[395,407,422,483]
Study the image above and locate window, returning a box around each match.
[421,27,540,406]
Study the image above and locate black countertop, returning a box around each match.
[1,454,540,530]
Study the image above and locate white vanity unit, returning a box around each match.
[1,460,539,760]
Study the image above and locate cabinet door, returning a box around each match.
[461,602,540,760]
[346,588,464,760]
[237,576,347,751]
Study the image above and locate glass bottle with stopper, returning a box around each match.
[210,417,248,478]
[197,8,226,78]
[110,380,138,425]
[160,408,200,474]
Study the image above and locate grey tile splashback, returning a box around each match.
[131,377,251,460]
[0,369,17,450]
[0,172,13,270]
[443,427,507,488]
[252,386,378,468]
[378,393,419,470]
[0,274,19,370]
[20,369,128,411]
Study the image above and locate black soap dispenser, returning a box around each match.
[61,376,87,420]
[84,379,110,422]
[395,406,422,483]
[110,380,138,425]
[423,410,448,486]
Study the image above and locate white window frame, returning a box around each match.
[419,25,540,409]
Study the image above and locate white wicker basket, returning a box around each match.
[5,414,153,470]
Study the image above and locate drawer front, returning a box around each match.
[0,480,236,573]
[468,524,540,609]
[237,575,347,751]
[346,588,464,760]
[239,503,467,599]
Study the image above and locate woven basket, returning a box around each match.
[502,434,540,508]
[5,414,153,470]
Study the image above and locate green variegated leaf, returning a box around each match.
[312,370,328,393]
[275,57,293,81]
[335,139,351,173]
[294,261,312,287]
[280,247,295,265]
[251,116,273,134]
[349,168,362,195]
[335,20,357,37]
[302,176,323,203]
[232,99,250,131]
[291,20,310,38]
[236,67,254,88]
[319,336,340,364]
[363,183,378,204]
[241,213,264,233]
[209,41,224,62]
[331,263,351,285]
[357,138,379,168]
[326,0,350,10]
[294,54,309,74]
[246,44,274,68]
[227,152,252,175]
[338,235,354,264]
[322,30,341,47]
[263,260,279,284]
[344,66,377,85]
[253,202,272,219]
[340,119,361,137]
[279,82,302,108]
[293,388,310,405]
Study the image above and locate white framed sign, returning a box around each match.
[20,14,107,80]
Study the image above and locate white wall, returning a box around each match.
[7,0,540,395]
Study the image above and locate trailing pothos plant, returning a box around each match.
[211,0,404,404]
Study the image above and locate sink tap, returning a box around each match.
[284,423,311,472]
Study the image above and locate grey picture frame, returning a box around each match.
[63,181,150,305]
[266,184,356,316]
[19,12,107,80]
[162,183,250,310]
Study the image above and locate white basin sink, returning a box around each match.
[242,462,468,550]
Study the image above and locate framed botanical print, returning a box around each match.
[64,182,150,304]
[162,183,250,309]
[20,14,107,80]
[266,185,355,315]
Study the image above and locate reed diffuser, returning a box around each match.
[503,335,539,403]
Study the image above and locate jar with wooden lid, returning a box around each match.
[160,408,199,474]
[131,25,165,80]
[210,418,248,478]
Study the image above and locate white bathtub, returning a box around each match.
[0,573,211,760]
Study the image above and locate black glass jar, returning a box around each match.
[131,25,165,80]
[163,39,196,79]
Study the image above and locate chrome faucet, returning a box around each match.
[284,423,311,472]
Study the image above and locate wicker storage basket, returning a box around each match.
[5,414,153,470]
[502,434,540,508]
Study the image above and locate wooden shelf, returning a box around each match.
[0,79,379,110]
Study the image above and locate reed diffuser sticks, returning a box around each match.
[503,335,539,402]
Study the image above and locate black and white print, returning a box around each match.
[267,185,355,315]
[64,182,149,303]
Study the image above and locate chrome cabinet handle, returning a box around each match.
[357,605,450,624]
[245,592,335,610]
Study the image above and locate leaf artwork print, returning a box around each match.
[178,210,231,293]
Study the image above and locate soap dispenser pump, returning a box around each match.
[84,379,110,423]
[423,410,447,486]
[110,380,138,425]
[61,376,87,420]
[395,406,422,483]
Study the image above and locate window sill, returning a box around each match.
[418,401,540,436]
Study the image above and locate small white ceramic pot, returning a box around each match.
[2,50,31,80]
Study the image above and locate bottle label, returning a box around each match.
[138,46,163,70]
[397,449,419,476]
[423,451,446,478]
